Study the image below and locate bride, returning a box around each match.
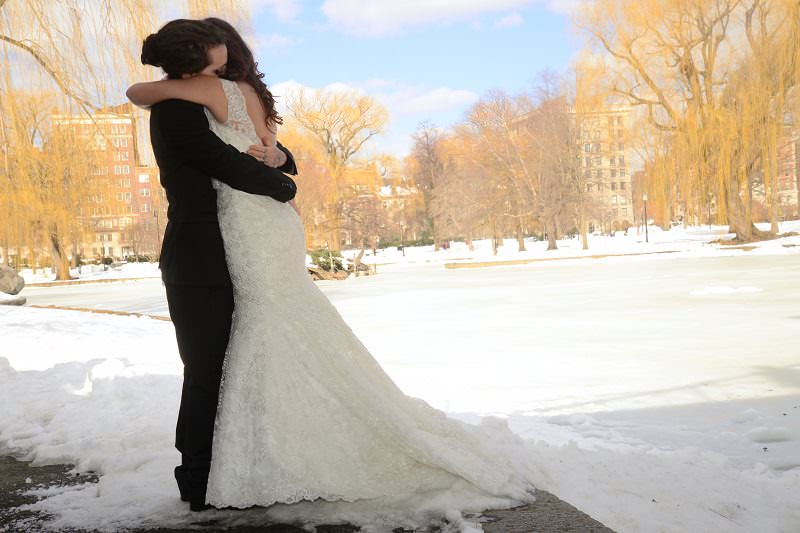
[128,17,537,531]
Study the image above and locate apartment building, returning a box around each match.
[52,103,166,260]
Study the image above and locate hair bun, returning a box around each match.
[141,33,162,66]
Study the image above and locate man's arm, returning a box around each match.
[154,99,296,202]
[275,141,298,175]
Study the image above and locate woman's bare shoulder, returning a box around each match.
[238,81,266,116]
[236,80,257,93]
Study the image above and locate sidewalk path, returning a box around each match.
[444,250,680,269]
[0,456,615,533]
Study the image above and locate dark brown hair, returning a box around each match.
[141,19,225,79]
[204,17,283,126]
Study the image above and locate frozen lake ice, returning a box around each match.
[4,251,800,532]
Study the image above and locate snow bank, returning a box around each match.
[20,262,161,285]
[2,248,800,532]
[342,220,800,269]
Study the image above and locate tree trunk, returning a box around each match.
[490,218,498,256]
[465,230,474,252]
[765,131,780,235]
[491,217,502,256]
[49,231,72,280]
[745,174,754,230]
[71,241,79,268]
[352,241,365,277]
[14,239,20,270]
[546,218,558,251]
[329,229,341,252]
[769,199,780,234]
[725,179,769,241]
[516,219,526,252]
[768,167,780,234]
[580,218,589,251]
[578,204,589,250]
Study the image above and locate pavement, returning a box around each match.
[0,456,615,533]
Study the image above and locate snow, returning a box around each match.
[1,223,800,532]
[19,262,161,285]
[342,220,800,269]
[0,291,25,304]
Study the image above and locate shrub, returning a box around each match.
[309,248,344,272]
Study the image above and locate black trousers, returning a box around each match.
[165,283,234,501]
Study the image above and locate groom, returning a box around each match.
[143,20,298,511]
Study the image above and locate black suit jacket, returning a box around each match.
[150,99,298,287]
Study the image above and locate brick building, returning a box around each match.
[777,126,800,218]
[52,103,166,260]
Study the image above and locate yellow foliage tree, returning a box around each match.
[0,0,249,278]
[286,87,389,250]
[577,0,800,241]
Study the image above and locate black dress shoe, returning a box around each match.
[190,500,214,512]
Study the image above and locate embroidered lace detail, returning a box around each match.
[201,78,538,530]
[218,79,258,140]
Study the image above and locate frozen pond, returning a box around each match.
[4,252,800,533]
[21,254,800,413]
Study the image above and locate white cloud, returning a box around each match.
[250,0,301,22]
[543,0,582,15]
[321,0,532,36]
[324,81,368,95]
[269,80,367,115]
[381,87,479,115]
[267,80,479,156]
[272,80,476,118]
[269,80,307,115]
[494,12,524,28]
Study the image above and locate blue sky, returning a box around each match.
[246,0,580,157]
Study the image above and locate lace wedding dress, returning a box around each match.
[204,79,538,530]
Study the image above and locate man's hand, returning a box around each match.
[247,144,288,168]
[153,100,296,202]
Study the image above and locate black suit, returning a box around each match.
[149,98,297,506]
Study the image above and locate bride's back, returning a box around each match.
[205,79,261,151]
[237,81,277,146]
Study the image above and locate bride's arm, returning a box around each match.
[126,76,228,122]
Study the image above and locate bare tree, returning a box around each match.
[409,123,448,249]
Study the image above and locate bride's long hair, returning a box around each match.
[205,17,283,128]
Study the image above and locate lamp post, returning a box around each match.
[400,223,406,257]
[642,193,649,243]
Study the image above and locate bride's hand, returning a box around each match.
[288,199,301,217]
[247,144,287,168]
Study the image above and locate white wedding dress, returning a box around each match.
[203,79,538,531]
